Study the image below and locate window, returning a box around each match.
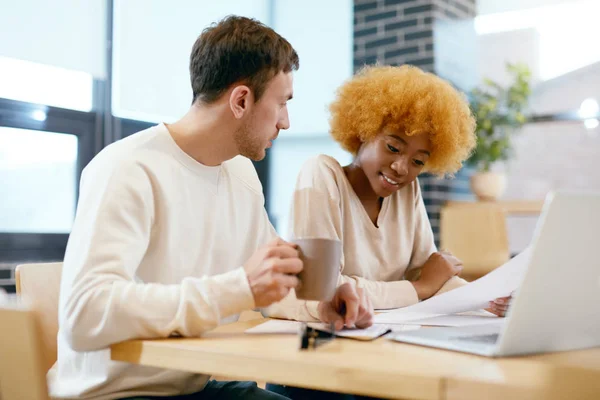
[0,57,94,112]
[0,96,96,286]
[0,127,78,233]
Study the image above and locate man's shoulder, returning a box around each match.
[82,125,166,182]
[98,124,164,158]
[224,156,263,195]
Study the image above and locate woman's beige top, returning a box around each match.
[265,155,466,321]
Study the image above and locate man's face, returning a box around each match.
[234,72,293,161]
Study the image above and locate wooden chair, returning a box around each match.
[0,299,50,400]
[15,262,63,372]
[440,202,510,281]
[13,262,266,388]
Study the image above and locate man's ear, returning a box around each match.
[229,85,253,119]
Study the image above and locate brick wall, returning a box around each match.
[354,0,475,73]
[354,0,435,72]
[354,0,476,243]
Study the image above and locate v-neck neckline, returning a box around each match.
[339,165,390,232]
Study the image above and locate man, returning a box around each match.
[49,16,372,400]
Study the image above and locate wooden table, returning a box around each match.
[111,319,600,400]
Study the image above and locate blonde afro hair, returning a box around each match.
[329,65,476,176]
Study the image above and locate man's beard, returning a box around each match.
[233,115,266,161]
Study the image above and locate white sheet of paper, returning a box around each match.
[398,313,505,327]
[382,310,502,327]
[374,248,531,324]
[245,320,392,340]
[390,324,422,332]
[245,319,302,334]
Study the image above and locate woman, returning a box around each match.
[265,66,510,323]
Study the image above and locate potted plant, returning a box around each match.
[467,63,531,201]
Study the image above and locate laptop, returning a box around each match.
[389,191,600,357]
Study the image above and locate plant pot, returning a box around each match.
[470,172,507,201]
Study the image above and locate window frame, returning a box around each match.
[0,97,97,263]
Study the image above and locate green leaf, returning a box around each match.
[468,62,531,169]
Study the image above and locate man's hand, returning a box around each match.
[317,283,373,330]
[244,238,303,307]
[412,251,463,300]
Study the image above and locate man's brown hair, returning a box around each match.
[190,15,299,104]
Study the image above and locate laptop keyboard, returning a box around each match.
[451,333,499,344]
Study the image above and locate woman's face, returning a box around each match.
[356,130,431,198]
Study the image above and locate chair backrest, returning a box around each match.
[15,262,63,373]
[0,299,50,400]
[440,202,510,280]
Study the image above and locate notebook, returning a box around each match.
[245,319,416,341]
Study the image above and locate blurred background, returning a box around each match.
[1,0,599,291]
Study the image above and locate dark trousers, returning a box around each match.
[122,380,290,400]
[266,383,384,400]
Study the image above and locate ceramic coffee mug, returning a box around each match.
[293,238,341,301]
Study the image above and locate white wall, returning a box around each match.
[529,62,600,115]
[477,0,576,15]
[434,19,478,91]
[504,63,600,198]
[505,122,600,199]
[501,119,600,253]
[475,0,600,81]
[112,0,270,122]
[272,0,353,137]
[476,28,541,87]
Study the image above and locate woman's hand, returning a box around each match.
[412,251,463,300]
[486,294,513,317]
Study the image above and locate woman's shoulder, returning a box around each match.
[298,154,345,182]
[296,155,346,195]
[301,154,343,174]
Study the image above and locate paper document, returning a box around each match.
[390,324,422,333]
[396,312,505,327]
[375,248,531,324]
[245,320,394,340]
[245,319,302,335]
